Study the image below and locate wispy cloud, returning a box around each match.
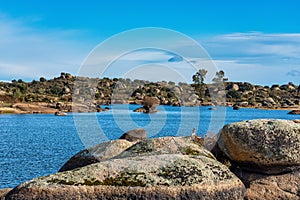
[202,32,300,85]
[203,32,300,59]
[0,13,91,81]
[287,70,300,77]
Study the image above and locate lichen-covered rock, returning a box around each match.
[119,128,146,142]
[59,139,134,172]
[115,136,215,159]
[240,170,300,200]
[6,154,245,200]
[218,119,300,174]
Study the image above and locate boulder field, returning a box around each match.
[5,119,300,199]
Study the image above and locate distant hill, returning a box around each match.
[0,72,299,111]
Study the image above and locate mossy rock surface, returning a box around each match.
[7,154,245,199]
[115,136,215,160]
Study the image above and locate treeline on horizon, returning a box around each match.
[0,71,299,108]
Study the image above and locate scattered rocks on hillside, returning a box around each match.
[119,128,146,142]
[217,119,300,174]
[226,83,239,91]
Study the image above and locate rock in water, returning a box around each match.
[289,110,300,115]
[7,136,245,200]
[59,139,134,172]
[119,128,147,142]
[133,107,147,112]
[218,119,300,174]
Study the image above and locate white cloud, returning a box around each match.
[204,32,300,58]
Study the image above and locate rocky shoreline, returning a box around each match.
[0,73,299,114]
[2,119,300,199]
[0,102,299,115]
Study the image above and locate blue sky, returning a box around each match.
[0,0,300,85]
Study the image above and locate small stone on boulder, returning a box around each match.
[119,128,146,142]
[59,139,134,172]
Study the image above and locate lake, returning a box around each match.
[0,104,298,189]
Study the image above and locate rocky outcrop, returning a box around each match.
[216,119,300,199]
[7,136,245,199]
[59,139,134,172]
[119,128,146,142]
[218,119,300,174]
[13,103,58,114]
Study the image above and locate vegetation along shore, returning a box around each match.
[0,71,299,114]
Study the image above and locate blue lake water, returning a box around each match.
[0,104,299,189]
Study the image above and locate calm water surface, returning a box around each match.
[0,104,298,188]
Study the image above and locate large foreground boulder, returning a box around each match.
[7,154,244,200]
[7,136,245,200]
[59,139,134,172]
[218,119,300,174]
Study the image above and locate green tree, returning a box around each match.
[12,88,22,102]
[192,69,208,98]
[192,69,208,85]
[227,89,241,102]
